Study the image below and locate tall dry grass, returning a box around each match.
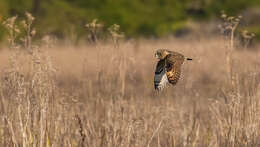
[0,13,260,147]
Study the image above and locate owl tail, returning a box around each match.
[186,57,193,61]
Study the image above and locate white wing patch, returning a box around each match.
[154,60,169,90]
[154,71,168,90]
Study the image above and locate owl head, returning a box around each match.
[155,49,170,60]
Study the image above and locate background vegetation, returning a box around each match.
[0,20,260,146]
[0,0,260,41]
[0,2,260,146]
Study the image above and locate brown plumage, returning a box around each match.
[154,49,192,90]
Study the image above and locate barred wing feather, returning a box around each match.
[154,59,169,90]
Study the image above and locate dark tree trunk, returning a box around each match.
[32,0,41,15]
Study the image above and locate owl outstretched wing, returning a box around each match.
[165,54,184,85]
[154,59,168,90]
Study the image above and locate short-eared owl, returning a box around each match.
[154,49,192,90]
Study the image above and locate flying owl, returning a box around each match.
[154,49,192,90]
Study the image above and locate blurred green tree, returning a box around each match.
[0,0,259,41]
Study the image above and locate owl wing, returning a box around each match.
[165,54,184,85]
[154,59,169,90]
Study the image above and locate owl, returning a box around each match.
[154,49,192,90]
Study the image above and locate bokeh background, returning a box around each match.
[1,1,260,147]
[0,0,260,41]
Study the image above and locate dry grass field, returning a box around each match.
[0,14,260,147]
